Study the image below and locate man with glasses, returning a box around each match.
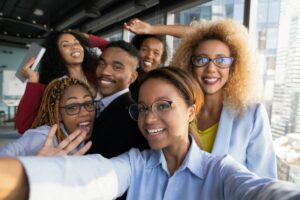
[88,40,148,158]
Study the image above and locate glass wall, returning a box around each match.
[169,0,245,55]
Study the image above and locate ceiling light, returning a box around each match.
[33,9,44,16]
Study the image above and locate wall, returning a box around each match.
[0,45,26,115]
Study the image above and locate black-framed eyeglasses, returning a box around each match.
[60,101,97,116]
[129,100,174,121]
[191,56,234,68]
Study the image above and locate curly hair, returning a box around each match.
[137,67,204,147]
[38,31,98,85]
[171,19,258,114]
[31,77,93,143]
[131,34,168,64]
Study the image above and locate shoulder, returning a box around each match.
[223,103,268,121]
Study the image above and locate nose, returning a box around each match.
[205,60,217,72]
[97,64,112,76]
[145,50,154,59]
[143,110,158,123]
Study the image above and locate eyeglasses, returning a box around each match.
[129,100,174,121]
[191,56,234,68]
[60,101,97,116]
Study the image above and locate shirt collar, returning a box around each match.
[101,88,129,109]
[145,135,205,179]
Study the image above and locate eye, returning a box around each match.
[65,104,79,112]
[137,104,147,113]
[215,57,225,64]
[155,101,171,111]
[84,101,95,110]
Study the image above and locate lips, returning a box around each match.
[143,60,152,67]
[97,77,116,85]
[71,51,81,58]
[77,121,91,133]
[202,77,219,84]
[145,128,165,136]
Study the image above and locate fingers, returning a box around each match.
[43,124,58,147]
[58,130,89,155]
[58,129,82,149]
[74,141,92,156]
[22,57,36,71]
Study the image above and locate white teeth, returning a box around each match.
[203,77,218,83]
[147,128,164,135]
[100,80,112,85]
[71,52,80,57]
[79,122,89,126]
[143,61,152,67]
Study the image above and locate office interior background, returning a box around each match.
[0,0,299,184]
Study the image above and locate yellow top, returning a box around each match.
[195,123,218,153]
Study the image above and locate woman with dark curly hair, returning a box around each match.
[125,19,277,178]
[15,31,102,134]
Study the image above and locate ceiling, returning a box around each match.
[0,0,185,47]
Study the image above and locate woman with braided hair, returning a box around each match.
[0,77,95,156]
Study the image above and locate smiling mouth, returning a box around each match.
[97,77,116,85]
[143,60,152,67]
[146,128,165,136]
[77,122,91,133]
[71,52,81,58]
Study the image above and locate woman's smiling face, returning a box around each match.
[59,85,95,138]
[137,78,195,150]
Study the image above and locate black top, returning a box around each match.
[88,92,149,158]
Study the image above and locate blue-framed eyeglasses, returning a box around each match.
[191,56,234,68]
[60,101,97,116]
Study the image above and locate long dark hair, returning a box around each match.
[38,31,98,85]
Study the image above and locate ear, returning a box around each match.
[187,104,196,123]
[129,70,138,84]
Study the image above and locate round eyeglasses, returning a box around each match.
[60,101,97,116]
[191,56,234,69]
[129,100,174,121]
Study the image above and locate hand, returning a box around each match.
[37,124,92,156]
[20,57,39,83]
[124,18,152,34]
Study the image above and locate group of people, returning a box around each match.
[0,18,299,199]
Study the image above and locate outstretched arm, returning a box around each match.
[124,18,195,38]
[0,158,29,200]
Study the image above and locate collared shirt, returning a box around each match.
[96,88,129,117]
[18,136,293,200]
[101,88,129,111]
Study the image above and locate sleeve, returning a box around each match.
[88,34,110,50]
[0,126,49,157]
[15,82,45,134]
[221,155,300,200]
[246,104,277,178]
[19,153,131,200]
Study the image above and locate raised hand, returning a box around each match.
[37,124,92,156]
[124,18,152,35]
[20,57,39,83]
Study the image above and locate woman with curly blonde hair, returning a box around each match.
[125,19,276,178]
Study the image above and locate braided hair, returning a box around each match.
[31,77,92,143]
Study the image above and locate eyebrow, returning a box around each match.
[195,53,230,57]
[65,94,92,102]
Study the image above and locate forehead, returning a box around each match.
[138,78,182,102]
[194,39,230,55]
[58,33,77,43]
[141,37,163,49]
[61,85,91,100]
[101,47,137,64]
